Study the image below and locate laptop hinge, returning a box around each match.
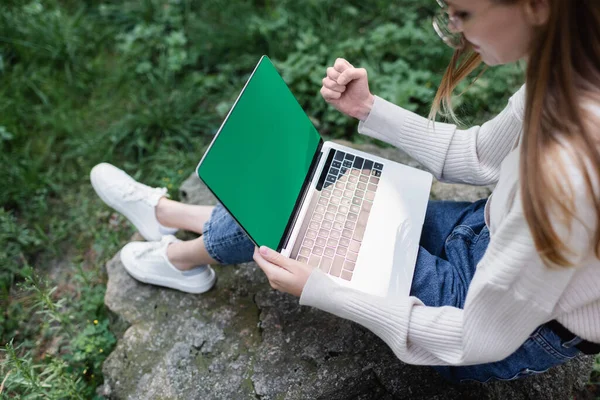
[278,139,328,251]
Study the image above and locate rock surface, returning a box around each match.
[101,141,593,399]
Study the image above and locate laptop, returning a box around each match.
[196,56,432,297]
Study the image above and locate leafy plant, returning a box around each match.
[1,341,87,400]
[1,268,115,399]
[0,209,41,293]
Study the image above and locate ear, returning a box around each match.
[523,0,550,26]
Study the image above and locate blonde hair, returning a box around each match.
[431,0,600,267]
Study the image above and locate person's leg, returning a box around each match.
[410,199,582,383]
[146,198,217,270]
[195,203,256,264]
[167,236,219,270]
[419,198,488,259]
[162,203,256,270]
[155,198,214,235]
[90,163,179,241]
[435,325,582,383]
[411,198,489,307]
[433,220,581,383]
[119,203,255,294]
[167,198,490,272]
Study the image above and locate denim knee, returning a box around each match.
[202,204,255,265]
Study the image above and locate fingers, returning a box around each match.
[334,58,353,73]
[321,59,363,102]
[322,67,343,101]
[258,246,294,272]
[326,66,340,81]
[322,76,345,93]
[337,67,367,86]
[253,247,285,289]
[320,86,342,101]
[254,247,311,297]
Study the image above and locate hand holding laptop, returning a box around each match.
[321,58,375,121]
[253,245,312,297]
[197,56,431,297]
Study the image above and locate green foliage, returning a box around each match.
[1,268,115,399]
[0,209,41,292]
[102,0,192,74]
[70,319,116,373]
[0,0,532,398]
[1,341,87,400]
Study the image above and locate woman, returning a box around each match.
[91,0,600,383]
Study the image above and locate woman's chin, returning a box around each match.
[478,51,519,67]
[479,54,503,67]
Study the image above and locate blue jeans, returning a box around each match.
[202,200,582,383]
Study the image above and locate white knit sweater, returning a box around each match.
[299,85,600,366]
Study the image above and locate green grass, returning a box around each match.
[0,0,535,397]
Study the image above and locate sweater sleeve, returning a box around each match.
[299,170,596,365]
[299,207,578,365]
[357,85,526,186]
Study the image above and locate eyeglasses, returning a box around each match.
[432,0,465,49]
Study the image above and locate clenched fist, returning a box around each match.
[320,58,375,121]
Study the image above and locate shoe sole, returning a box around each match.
[120,249,217,294]
[91,169,162,241]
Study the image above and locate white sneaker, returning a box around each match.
[90,163,178,241]
[120,235,216,294]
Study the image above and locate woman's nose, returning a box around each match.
[446,7,463,33]
[447,15,462,34]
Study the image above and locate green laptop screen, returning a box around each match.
[197,57,321,250]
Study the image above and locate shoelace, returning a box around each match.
[132,236,173,258]
[121,183,168,205]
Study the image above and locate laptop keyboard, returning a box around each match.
[293,150,383,281]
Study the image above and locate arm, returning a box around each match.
[299,169,596,365]
[358,85,526,186]
[300,204,579,365]
[254,148,596,365]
